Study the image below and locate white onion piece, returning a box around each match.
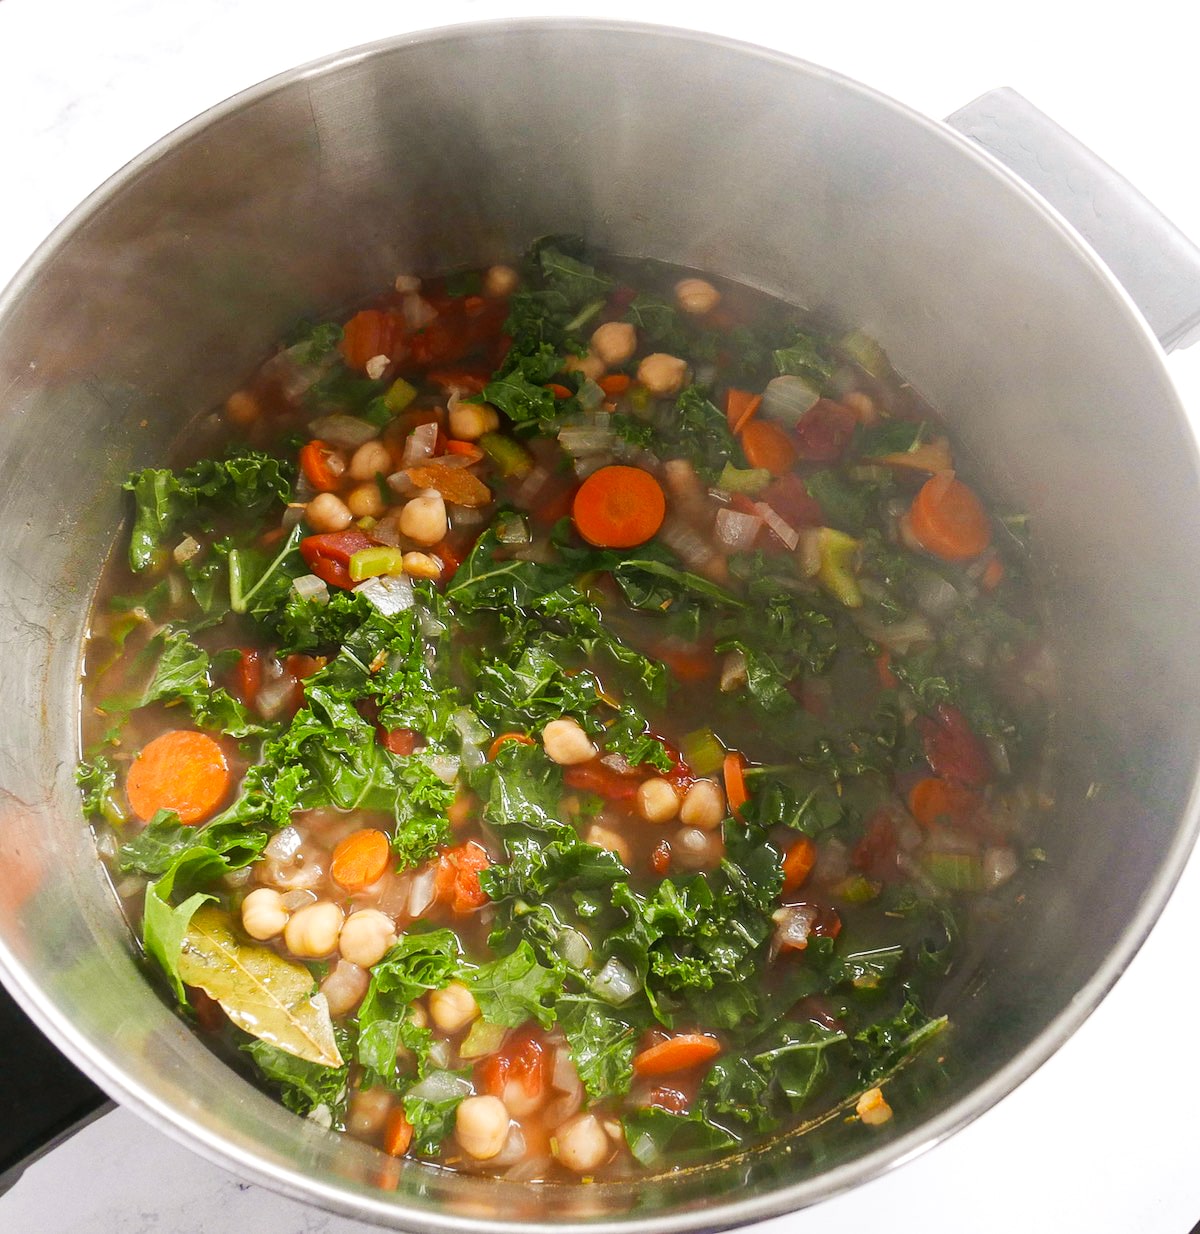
[173,535,201,565]
[257,669,301,721]
[914,571,961,619]
[489,1122,528,1167]
[559,928,592,971]
[451,708,491,748]
[282,503,308,530]
[590,957,639,1004]
[408,866,437,918]
[377,872,412,919]
[386,470,416,498]
[851,609,934,654]
[427,1038,452,1070]
[401,422,439,467]
[280,888,318,911]
[407,1069,472,1104]
[772,904,819,953]
[761,375,820,424]
[428,753,461,784]
[394,274,421,293]
[291,573,330,605]
[266,345,330,401]
[719,649,748,693]
[796,527,823,578]
[514,464,550,506]
[983,846,1019,889]
[372,516,403,547]
[308,414,378,449]
[714,507,762,552]
[754,501,800,551]
[95,832,118,861]
[417,605,448,637]
[221,866,252,889]
[559,426,616,456]
[401,293,437,329]
[577,379,606,410]
[658,516,714,570]
[353,574,414,616]
[265,826,303,863]
[504,1156,552,1183]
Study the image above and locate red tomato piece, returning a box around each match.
[299,529,378,590]
[235,649,264,706]
[759,474,825,528]
[381,727,419,757]
[918,704,993,787]
[794,399,858,463]
[435,841,491,913]
[650,839,671,876]
[851,810,902,883]
[563,760,642,801]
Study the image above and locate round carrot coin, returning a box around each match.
[330,828,392,892]
[125,730,230,825]
[909,473,991,561]
[572,465,666,549]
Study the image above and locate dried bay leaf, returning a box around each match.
[178,904,342,1067]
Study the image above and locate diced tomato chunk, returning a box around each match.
[234,649,265,706]
[760,473,824,527]
[918,704,992,787]
[563,760,642,801]
[434,841,491,913]
[474,1024,548,1106]
[299,529,378,591]
[851,810,902,883]
[381,727,419,757]
[794,399,858,463]
[650,839,671,876]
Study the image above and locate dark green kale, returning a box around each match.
[660,386,747,480]
[772,329,836,389]
[244,1038,349,1120]
[463,941,564,1029]
[76,756,120,822]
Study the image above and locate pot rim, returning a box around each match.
[2,15,1198,1232]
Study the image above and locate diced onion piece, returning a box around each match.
[427,1038,452,1070]
[851,609,934,654]
[265,826,303,862]
[451,708,491,748]
[401,293,437,330]
[173,535,201,565]
[308,414,379,449]
[495,512,531,545]
[772,904,819,952]
[417,604,447,637]
[428,753,461,785]
[408,866,437,917]
[573,454,613,480]
[761,375,820,425]
[982,845,1019,889]
[559,928,592,971]
[558,426,617,457]
[365,354,390,381]
[658,515,714,571]
[401,422,439,467]
[590,956,640,1004]
[719,649,748,693]
[451,506,489,529]
[291,573,330,605]
[714,507,762,552]
[353,574,415,615]
[514,464,550,506]
[257,668,301,721]
[577,379,606,411]
[407,1069,472,1104]
[490,1123,528,1168]
[754,501,800,551]
[913,570,962,619]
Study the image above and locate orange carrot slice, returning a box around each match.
[298,440,342,492]
[330,828,392,892]
[572,465,666,548]
[740,419,797,475]
[488,732,536,761]
[633,1033,722,1076]
[599,373,631,397]
[383,1107,413,1157]
[125,730,229,825]
[725,388,762,434]
[907,777,979,829]
[909,473,991,561]
[723,751,748,821]
[781,836,818,893]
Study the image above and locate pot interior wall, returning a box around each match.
[1,22,1198,1228]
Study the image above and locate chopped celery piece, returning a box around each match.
[479,432,533,479]
[459,1018,507,1060]
[348,546,407,582]
[383,377,418,413]
[816,527,862,608]
[925,852,984,892]
[839,329,891,380]
[716,463,772,496]
[628,384,652,413]
[680,727,726,777]
[831,874,882,905]
[495,511,531,545]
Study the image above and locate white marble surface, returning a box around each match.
[3,0,1200,1231]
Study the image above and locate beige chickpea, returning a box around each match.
[483,264,519,297]
[553,1113,611,1173]
[585,822,631,867]
[401,551,442,579]
[541,718,598,766]
[349,440,392,481]
[636,777,680,824]
[679,779,726,831]
[590,321,637,367]
[407,1001,429,1030]
[224,389,260,426]
[842,391,878,424]
[428,981,480,1033]
[563,351,606,382]
[455,1095,511,1160]
[240,887,289,941]
[346,1086,394,1137]
[305,492,353,533]
[319,959,370,1017]
[338,909,397,968]
[398,489,448,546]
[673,826,725,870]
[637,353,688,397]
[283,900,343,958]
[448,399,500,441]
[674,277,721,316]
[346,481,387,519]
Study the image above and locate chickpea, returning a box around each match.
[397,489,447,546]
[408,1001,429,1030]
[679,779,726,831]
[402,551,442,579]
[483,264,519,297]
[428,981,479,1033]
[448,399,500,442]
[590,321,637,367]
[637,353,688,397]
[563,351,606,382]
[541,718,598,766]
[306,492,353,533]
[240,887,289,941]
[224,389,260,426]
[320,959,369,1017]
[347,1086,394,1137]
[346,481,387,519]
[349,440,392,481]
[636,777,680,824]
[673,826,725,870]
[283,900,343,958]
[585,822,631,867]
[674,277,721,316]
[842,391,878,424]
[455,1095,511,1160]
[553,1113,611,1173]
[339,909,397,968]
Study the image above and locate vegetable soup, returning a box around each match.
[77,238,1056,1180]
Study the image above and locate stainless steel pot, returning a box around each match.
[2,19,1200,1230]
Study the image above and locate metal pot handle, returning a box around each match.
[947,87,1200,352]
